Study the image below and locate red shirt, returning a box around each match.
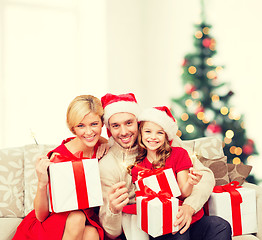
[131,147,204,224]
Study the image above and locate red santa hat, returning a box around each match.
[138,106,178,141]
[101,93,141,129]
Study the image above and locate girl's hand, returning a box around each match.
[187,168,203,185]
[96,143,110,159]
[35,155,52,187]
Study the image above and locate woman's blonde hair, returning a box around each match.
[66,95,103,134]
[127,121,172,174]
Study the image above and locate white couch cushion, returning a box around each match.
[0,147,24,217]
[0,217,23,240]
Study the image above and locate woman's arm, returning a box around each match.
[33,155,52,222]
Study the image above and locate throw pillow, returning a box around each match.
[198,156,230,186]
[227,163,252,185]
[0,147,24,217]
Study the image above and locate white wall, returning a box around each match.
[1,0,262,180]
[0,0,107,147]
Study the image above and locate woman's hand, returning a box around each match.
[187,167,203,185]
[96,143,110,159]
[35,155,52,188]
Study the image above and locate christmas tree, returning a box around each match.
[171,10,258,183]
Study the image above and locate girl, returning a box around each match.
[129,106,203,240]
[13,95,109,240]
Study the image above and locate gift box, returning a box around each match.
[135,168,181,198]
[208,182,257,236]
[48,157,103,213]
[136,186,179,237]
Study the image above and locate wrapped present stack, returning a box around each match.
[48,155,103,213]
[135,168,181,238]
[207,181,258,236]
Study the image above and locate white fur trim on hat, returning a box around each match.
[103,101,141,128]
[138,108,178,141]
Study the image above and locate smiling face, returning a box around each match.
[73,112,103,148]
[108,112,138,149]
[141,121,166,153]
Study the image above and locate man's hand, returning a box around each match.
[174,204,195,234]
[108,181,129,214]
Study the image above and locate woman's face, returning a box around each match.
[73,112,103,149]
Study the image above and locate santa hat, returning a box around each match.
[101,93,140,128]
[138,106,178,141]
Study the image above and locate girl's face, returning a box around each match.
[73,112,103,149]
[141,121,166,152]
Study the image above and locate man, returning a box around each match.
[99,93,231,240]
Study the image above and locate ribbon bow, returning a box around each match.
[51,151,86,163]
[137,165,165,179]
[213,181,243,205]
[136,185,172,204]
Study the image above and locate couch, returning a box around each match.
[0,137,261,240]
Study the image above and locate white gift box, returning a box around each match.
[208,187,257,236]
[48,158,103,213]
[137,195,179,237]
[135,168,181,198]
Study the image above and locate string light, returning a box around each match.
[230,146,236,154]
[233,157,241,165]
[211,94,220,102]
[206,58,213,66]
[206,70,216,79]
[235,147,242,156]
[185,99,193,107]
[202,118,210,124]
[247,156,254,162]
[191,91,199,99]
[228,108,241,120]
[203,27,209,34]
[186,124,195,133]
[220,107,229,115]
[209,39,216,51]
[215,66,223,72]
[224,137,232,144]
[188,66,197,74]
[177,130,182,137]
[197,112,205,120]
[195,31,203,39]
[225,130,234,139]
[181,113,189,121]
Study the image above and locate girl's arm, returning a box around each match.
[177,168,203,199]
[177,169,193,199]
[34,155,52,221]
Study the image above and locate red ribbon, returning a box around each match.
[213,181,243,236]
[49,152,89,212]
[137,166,174,197]
[136,185,173,235]
[51,151,86,163]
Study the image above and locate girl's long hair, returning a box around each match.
[127,121,172,174]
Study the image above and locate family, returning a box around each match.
[12,93,232,240]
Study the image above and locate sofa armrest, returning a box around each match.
[242,182,262,239]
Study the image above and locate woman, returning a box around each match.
[13,95,108,240]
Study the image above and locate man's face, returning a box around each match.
[108,112,138,149]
